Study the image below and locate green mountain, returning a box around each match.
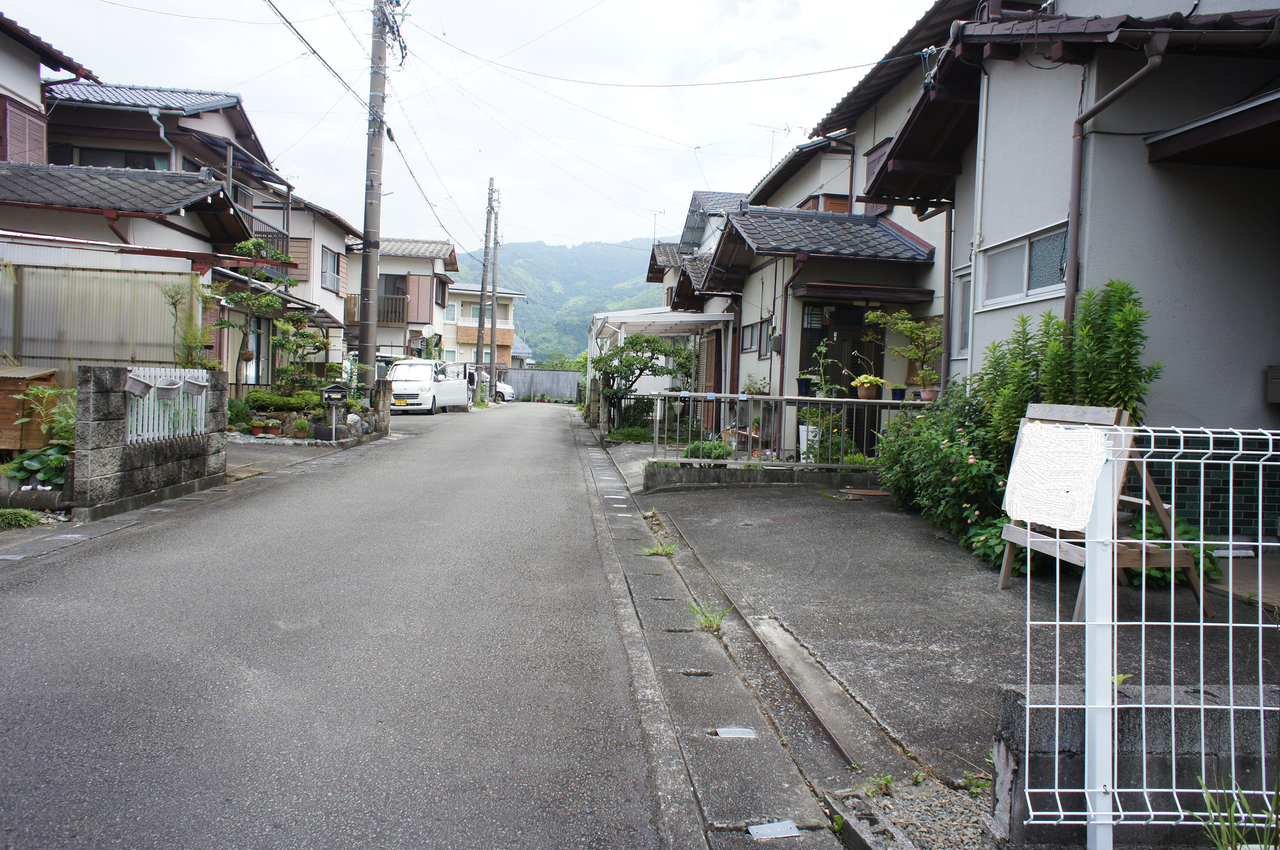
[452,237,671,361]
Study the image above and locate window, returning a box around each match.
[3,101,47,164]
[435,278,447,307]
[445,302,457,322]
[758,320,774,360]
[470,304,481,320]
[982,228,1067,305]
[78,147,169,170]
[444,348,456,362]
[379,274,406,297]
[863,138,893,216]
[741,321,759,353]
[952,269,972,354]
[320,247,341,293]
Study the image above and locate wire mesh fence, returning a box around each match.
[1008,424,1280,844]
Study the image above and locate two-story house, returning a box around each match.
[346,238,459,361]
[440,280,525,366]
[813,0,1280,428]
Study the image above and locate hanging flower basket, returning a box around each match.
[154,379,183,400]
[182,376,210,396]
[124,372,154,397]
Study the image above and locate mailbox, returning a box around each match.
[322,384,348,404]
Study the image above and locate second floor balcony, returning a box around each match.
[345,294,408,327]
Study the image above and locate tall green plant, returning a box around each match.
[866,309,944,390]
[213,238,299,386]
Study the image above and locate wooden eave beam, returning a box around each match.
[984,42,1022,60]
[886,159,963,176]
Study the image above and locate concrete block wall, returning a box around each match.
[72,366,229,520]
[991,684,1279,849]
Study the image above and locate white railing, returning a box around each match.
[125,366,209,444]
[455,317,515,330]
[1007,425,1280,847]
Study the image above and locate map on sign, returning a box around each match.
[1003,422,1109,532]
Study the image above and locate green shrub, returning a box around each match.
[228,397,252,425]
[681,441,733,467]
[874,280,1162,572]
[620,396,655,428]
[0,508,42,530]
[607,426,653,442]
[244,389,321,412]
[4,444,71,486]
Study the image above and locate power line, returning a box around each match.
[415,27,922,89]
[385,128,486,266]
[260,0,366,109]
[98,0,339,25]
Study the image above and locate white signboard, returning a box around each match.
[1003,422,1108,532]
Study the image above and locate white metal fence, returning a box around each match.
[125,367,210,444]
[1008,425,1280,847]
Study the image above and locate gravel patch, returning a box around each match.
[839,780,992,850]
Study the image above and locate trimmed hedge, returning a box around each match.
[244,389,321,412]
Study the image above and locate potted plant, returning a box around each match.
[850,374,887,400]
[250,420,265,436]
[890,383,907,401]
[866,310,944,401]
[741,375,770,395]
[292,418,309,438]
[795,374,814,397]
[264,419,282,436]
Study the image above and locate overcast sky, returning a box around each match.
[9,0,935,255]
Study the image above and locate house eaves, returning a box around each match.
[0,14,97,82]
[677,190,748,253]
[378,238,460,271]
[747,130,852,204]
[811,0,985,137]
[646,242,682,282]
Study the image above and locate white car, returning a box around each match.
[387,359,469,414]
[494,379,514,402]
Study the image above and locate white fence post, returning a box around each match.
[1084,451,1119,850]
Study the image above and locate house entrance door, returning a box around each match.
[798,303,882,395]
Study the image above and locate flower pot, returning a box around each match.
[240,350,255,362]
[857,384,878,400]
[920,389,940,401]
[251,425,265,436]
[795,376,813,397]
[891,388,906,401]
[265,425,281,436]
[124,373,154,397]
[154,379,182,400]
[182,377,209,396]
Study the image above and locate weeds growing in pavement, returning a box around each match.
[641,541,678,556]
[687,598,730,632]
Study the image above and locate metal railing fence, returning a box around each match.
[634,391,925,468]
[1009,425,1280,846]
[125,367,210,444]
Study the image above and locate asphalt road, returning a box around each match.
[0,404,661,849]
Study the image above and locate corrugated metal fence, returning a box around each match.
[0,262,192,382]
[125,367,209,444]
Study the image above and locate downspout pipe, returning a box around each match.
[148,107,177,171]
[775,252,809,398]
[1064,33,1167,323]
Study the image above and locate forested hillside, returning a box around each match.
[452,237,671,361]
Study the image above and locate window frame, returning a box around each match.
[757,320,774,361]
[741,321,758,353]
[951,266,972,356]
[320,246,341,293]
[445,302,457,323]
[979,224,1068,308]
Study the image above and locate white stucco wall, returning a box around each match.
[0,40,42,111]
[762,152,854,209]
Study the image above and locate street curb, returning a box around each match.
[572,413,711,850]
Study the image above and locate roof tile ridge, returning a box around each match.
[47,80,239,99]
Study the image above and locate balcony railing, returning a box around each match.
[343,294,407,327]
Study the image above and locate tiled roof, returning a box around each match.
[681,254,713,290]
[0,14,97,82]
[727,208,933,262]
[45,81,239,114]
[511,334,533,359]
[0,163,221,214]
[652,242,682,268]
[380,238,453,259]
[448,280,526,298]
[691,191,748,214]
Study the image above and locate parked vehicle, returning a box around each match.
[494,378,514,402]
[386,359,469,414]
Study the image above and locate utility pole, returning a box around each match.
[357,1,391,391]
[473,178,494,405]
[487,200,500,398]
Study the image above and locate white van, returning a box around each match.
[386,359,470,414]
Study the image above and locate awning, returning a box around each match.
[1146,89,1280,168]
[791,281,934,304]
[592,308,733,347]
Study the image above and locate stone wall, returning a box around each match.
[72,366,229,520]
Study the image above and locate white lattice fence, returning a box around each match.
[125,367,209,444]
